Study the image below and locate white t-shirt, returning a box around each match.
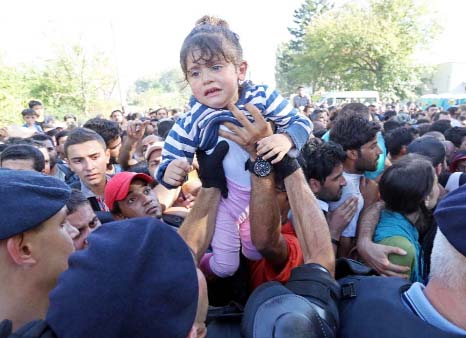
[328,172,364,237]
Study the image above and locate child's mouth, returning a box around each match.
[204,88,221,96]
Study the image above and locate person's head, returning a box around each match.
[310,109,329,125]
[444,127,466,150]
[0,170,77,299]
[297,86,305,96]
[449,151,466,173]
[65,128,109,190]
[55,130,70,160]
[427,104,439,118]
[383,110,397,121]
[300,140,347,202]
[329,116,381,172]
[110,110,124,123]
[383,119,402,133]
[429,119,451,134]
[180,15,247,109]
[380,154,439,214]
[105,172,162,219]
[47,218,202,338]
[21,109,38,126]
[157,118,176,139]
[431,185,466,288]
[30,134,58,169]
[384,127,416,158]
[154,107,169,120]
[83,118,122,163]
[66,190,101,250]
[145,142,164,178]
[28,100,43,117]
[437,111,451,121]
[447,106,459,119]
[0,144,45,172]
[141,134,163,154]
[407,136,446,175]
[337,102,370,121]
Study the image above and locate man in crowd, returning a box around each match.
[65,190,101,250]
[65,128,110,212]
[300,139,358,253]
[328,115,382,256]
[384,127,417,162]
[83,118,123,175]
[339,185,466,337]
[104,172,162,220]
[292,86,310,110]
[0,144,45,173]
[0,170,78,331]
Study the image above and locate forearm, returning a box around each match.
[118,137,138,170]
[154,184,182,210]
[356,202,384,248]
[284,169,335,274]
[178,187,221,264]
[250,174,287,269]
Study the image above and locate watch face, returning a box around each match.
[253,159,272,177]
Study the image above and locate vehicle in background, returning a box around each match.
[420,93,466,110]
[317,91,379,107]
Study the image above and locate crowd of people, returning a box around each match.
[1,15,466,338]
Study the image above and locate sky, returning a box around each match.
[1,0,465,93]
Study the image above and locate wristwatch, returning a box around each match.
[245,157,273,177]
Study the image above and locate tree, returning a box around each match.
[0,58,29,126]
[28,44,118,118]
[128,68,190,110]
[275,0,333,95]
[278,0,439,100]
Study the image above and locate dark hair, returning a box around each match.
[300,140,346,183]
[309,109,324,122]
[83,118,121,146]
[180,16,243,80]
[31,133,54,144]
[329,116,380,151]
[384,127,416,157]
[46,128,60,139]
[383,110,397,121]
[110,110,123,117]
[64,128,107,157]
[157,119,175,140]
[28,100,42,109]
[126,162,151,176]
[416,118,430,125]
[447,106,459,116]
[407,136,445,167]
[380,154,435,214]
[383,119,402,133]
[0,144,45,172]
[336,103,370,120]
[64,114,77,122]
[429,119,451,134]
[444,127,466,148]
[55,130,70,146]
[66,189,91,214]
[21,108,37,117]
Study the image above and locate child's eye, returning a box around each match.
[211,65,222,71]
[190,70,200,78]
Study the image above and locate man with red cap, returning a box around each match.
[104,172,162,220]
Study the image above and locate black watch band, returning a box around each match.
[274,155,300,180]
[245,157,273,177]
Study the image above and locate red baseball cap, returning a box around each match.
[105,172,153,211]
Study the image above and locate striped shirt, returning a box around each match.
[157,82,313,188]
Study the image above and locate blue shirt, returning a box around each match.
[403,282,466,335]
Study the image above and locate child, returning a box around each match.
[22,108,43,134]
[157,16,312,277]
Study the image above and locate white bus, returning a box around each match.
[317,91,380,107]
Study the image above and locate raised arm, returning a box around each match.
[283,166,335,275]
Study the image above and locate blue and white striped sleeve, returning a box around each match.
[156,119,198,189]
[257,86,313,151]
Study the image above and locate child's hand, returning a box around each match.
[256,134,293,164]
[163,159,192,187]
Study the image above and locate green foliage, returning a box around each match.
[276,0,440,101]
[128,68,190,110]
[276,0,333,95]
[0,45,119,127]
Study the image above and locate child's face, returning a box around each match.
[186,51,247,109]
[24,114,37,125]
